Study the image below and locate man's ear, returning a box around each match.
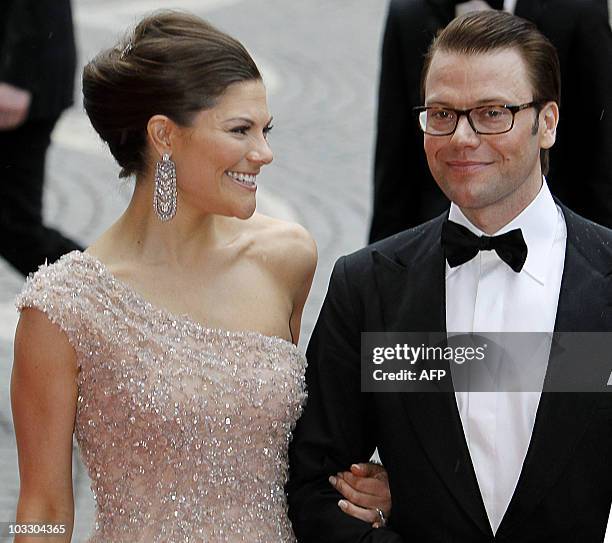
[146,115,177,158]
[539,101,559,150]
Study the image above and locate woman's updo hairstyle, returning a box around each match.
[83,11,262,178]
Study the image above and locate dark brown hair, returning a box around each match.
[83,11,261,178]
[421,11,560,175]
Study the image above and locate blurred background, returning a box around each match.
[0,0,610,540]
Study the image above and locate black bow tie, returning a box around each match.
[441,220,528,272]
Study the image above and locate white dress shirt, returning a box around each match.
[446,181,567,533]
[504,0,518,14]
[455,0,516,17]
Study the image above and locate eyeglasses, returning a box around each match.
[413,102,541,136]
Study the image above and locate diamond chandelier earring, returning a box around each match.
[153,152,177,222]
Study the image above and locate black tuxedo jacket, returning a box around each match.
[369,0,612,238]
[0,0,76,121]
[288,206,612,542]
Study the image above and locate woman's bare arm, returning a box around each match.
[288,239,317,345]
[11,308,79,542]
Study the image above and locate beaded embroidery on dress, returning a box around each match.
[16,251,307,542]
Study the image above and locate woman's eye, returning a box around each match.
[263,124,274,139]
[230,125,273,137]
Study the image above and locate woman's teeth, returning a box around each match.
[227,171,257,186]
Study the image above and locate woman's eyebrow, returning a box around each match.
[225,116,274,124]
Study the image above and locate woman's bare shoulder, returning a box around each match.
[243,213,317,270]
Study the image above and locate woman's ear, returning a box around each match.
[146,115,176,158]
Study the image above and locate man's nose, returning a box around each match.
[451,115,480,146]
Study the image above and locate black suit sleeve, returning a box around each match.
[369,2,416,243]
[0,0,76,119]
[369,1,449,243]
[538,0,612,227]
[570,4,612,227]
[287,257,404,543]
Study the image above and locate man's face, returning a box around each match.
[423,48,557,223]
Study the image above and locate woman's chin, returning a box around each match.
[232,201,257,220]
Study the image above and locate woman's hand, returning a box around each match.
[329,463,391,528]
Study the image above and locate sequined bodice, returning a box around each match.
[16,252,307,542]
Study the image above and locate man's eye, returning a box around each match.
[484,108,507,118]
[432,110,453,120]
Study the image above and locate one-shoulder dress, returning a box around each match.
[16,251,307,542]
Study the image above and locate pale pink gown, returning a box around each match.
[17,251,307,542]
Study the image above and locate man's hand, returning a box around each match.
[329,463,392,528]
[0,82,31,130]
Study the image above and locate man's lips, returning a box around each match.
[445,160,494,173]
[446,160,493,167]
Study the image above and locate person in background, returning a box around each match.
[0,0,83,276]
[369,0,612,242]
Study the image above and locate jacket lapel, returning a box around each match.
[497,206,612,536]
[372,220,446,333]
[372,217,494,537]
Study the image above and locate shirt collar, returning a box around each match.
[447,178,560,284]
[503,0,517,14]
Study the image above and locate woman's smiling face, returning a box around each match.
[171,79,274,220]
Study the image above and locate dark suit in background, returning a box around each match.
[288,206,612,542]
[0,0,82,276]
[369,0,612,241]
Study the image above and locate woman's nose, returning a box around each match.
[247,139,273,165]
